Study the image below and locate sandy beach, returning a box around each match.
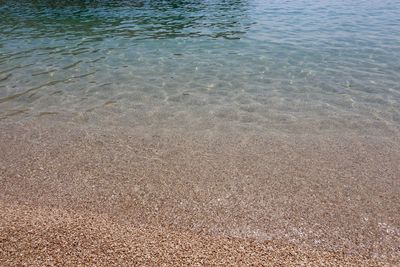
[1,117,399,265]
[1,0,400,265]
[0,202,382,266]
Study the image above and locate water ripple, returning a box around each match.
[0,0,400,134]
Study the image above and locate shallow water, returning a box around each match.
[1,0,400,134]
[2,2,400,262]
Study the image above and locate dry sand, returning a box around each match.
[0,117,399,265]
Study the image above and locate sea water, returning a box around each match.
[1,0,400,135]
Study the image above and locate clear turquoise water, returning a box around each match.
[1,0,400,134]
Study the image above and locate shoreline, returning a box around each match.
[1,117,399,265]
[0,202,383,266]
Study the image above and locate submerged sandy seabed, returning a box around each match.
[0,117,399,265]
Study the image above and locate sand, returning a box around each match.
[1,117,399,265]
[0,202,381,266]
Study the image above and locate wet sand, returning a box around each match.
[0,202,381,266]
[1,117,399,265]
